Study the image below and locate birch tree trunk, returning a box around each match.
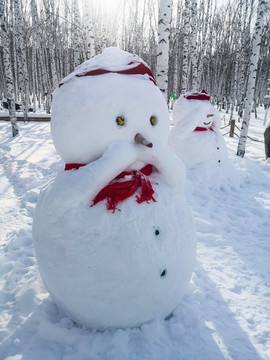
[43,0,58,88]
[156,0,172,102]
[82,0,95,60]
[181,0,190,93]
[198,0,211,90]
[229,0,243,123]
[0,0,18,136]
[238,0,254,118]
[73,0,81,67]
[14,0,29,121]
[31,0,48,112]
[237,0,266,157]
[190,0,198,91]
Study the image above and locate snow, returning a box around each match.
[0,107,270,359]
[51,74,169,166]
[168,94,240,189]
[34,50,196,330]
[59,47,153,87]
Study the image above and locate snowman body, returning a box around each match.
[33,48,196,330]
[167,93,237,188]
[168,93,228,169]
[169,125,228,169]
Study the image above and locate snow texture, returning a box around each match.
[33,48,196,330]
[0,106,270,359]
[168,94,239,188]
[59,47,153,87]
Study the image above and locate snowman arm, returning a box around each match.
[54,140,138,207]
[78,140,140,203]
[138,138,186,188]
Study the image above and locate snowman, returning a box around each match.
[168,90,234,188]
[33,47,196,330]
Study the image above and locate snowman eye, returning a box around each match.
[150,116,157,126]
[116,116,126,126]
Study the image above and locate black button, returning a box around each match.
[160,269,167,277]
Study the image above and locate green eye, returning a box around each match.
[150,116,157,126]
[116,116,125,126]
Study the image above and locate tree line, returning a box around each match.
[0,0,269,138]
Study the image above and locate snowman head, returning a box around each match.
[51,48,169,166]
[172,90,221,136]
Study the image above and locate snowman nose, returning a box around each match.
[207,114,214,118]
[134,133,153,148]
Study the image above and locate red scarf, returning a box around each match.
[194,126,214,132]
[65,163,156,212]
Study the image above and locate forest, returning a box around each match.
[0,2,270,358]
[0,0,269,122]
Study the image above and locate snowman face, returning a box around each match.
[196,101,220,130]
[51,74,169,165]
[202,113,214,127]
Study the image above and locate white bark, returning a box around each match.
[14,0,29,121]
[238,0,255,118]
[198,0,211,90]
[237,0,266,157]
[82,0,95,60]
[172,0,181,97]
[196,0,204,88]
[132,0,140,53]
[190,0,198,91]
[73,0,81,67]
[31,0,48,111]
[0,0,18,136]
[43,0,58,89]
[182,0,190,93]
[229,0,243,123]
[156,0,172,101]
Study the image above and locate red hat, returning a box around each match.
[59,48,156,88]
[184,90,210,101]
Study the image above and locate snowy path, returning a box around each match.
[0,156,21,245]
[0,113,270,360]
[190,174,270,360]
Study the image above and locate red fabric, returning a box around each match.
[64,163,156,212]
[194,126,214,132]
[185,90,210,101]
[91,164,156,212]
[65,163,87,170]
[59,62,156,87]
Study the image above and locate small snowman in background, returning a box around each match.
[33,47,196,330]
[168,90,234,188]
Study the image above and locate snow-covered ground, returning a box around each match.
[0,108,269,360]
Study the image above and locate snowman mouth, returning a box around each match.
[203,121,211,126]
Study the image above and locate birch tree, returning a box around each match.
[72,0,81,67]
[14,0,29,122]
[237,0,266,157]
[0,0,269,120]
[190,0,198,90]
[156,0,172,101]
[181,0,190,93]
[229,0,243,123]
[238,0,254,118]
[0,0,18,136]
[82,0,95,60]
